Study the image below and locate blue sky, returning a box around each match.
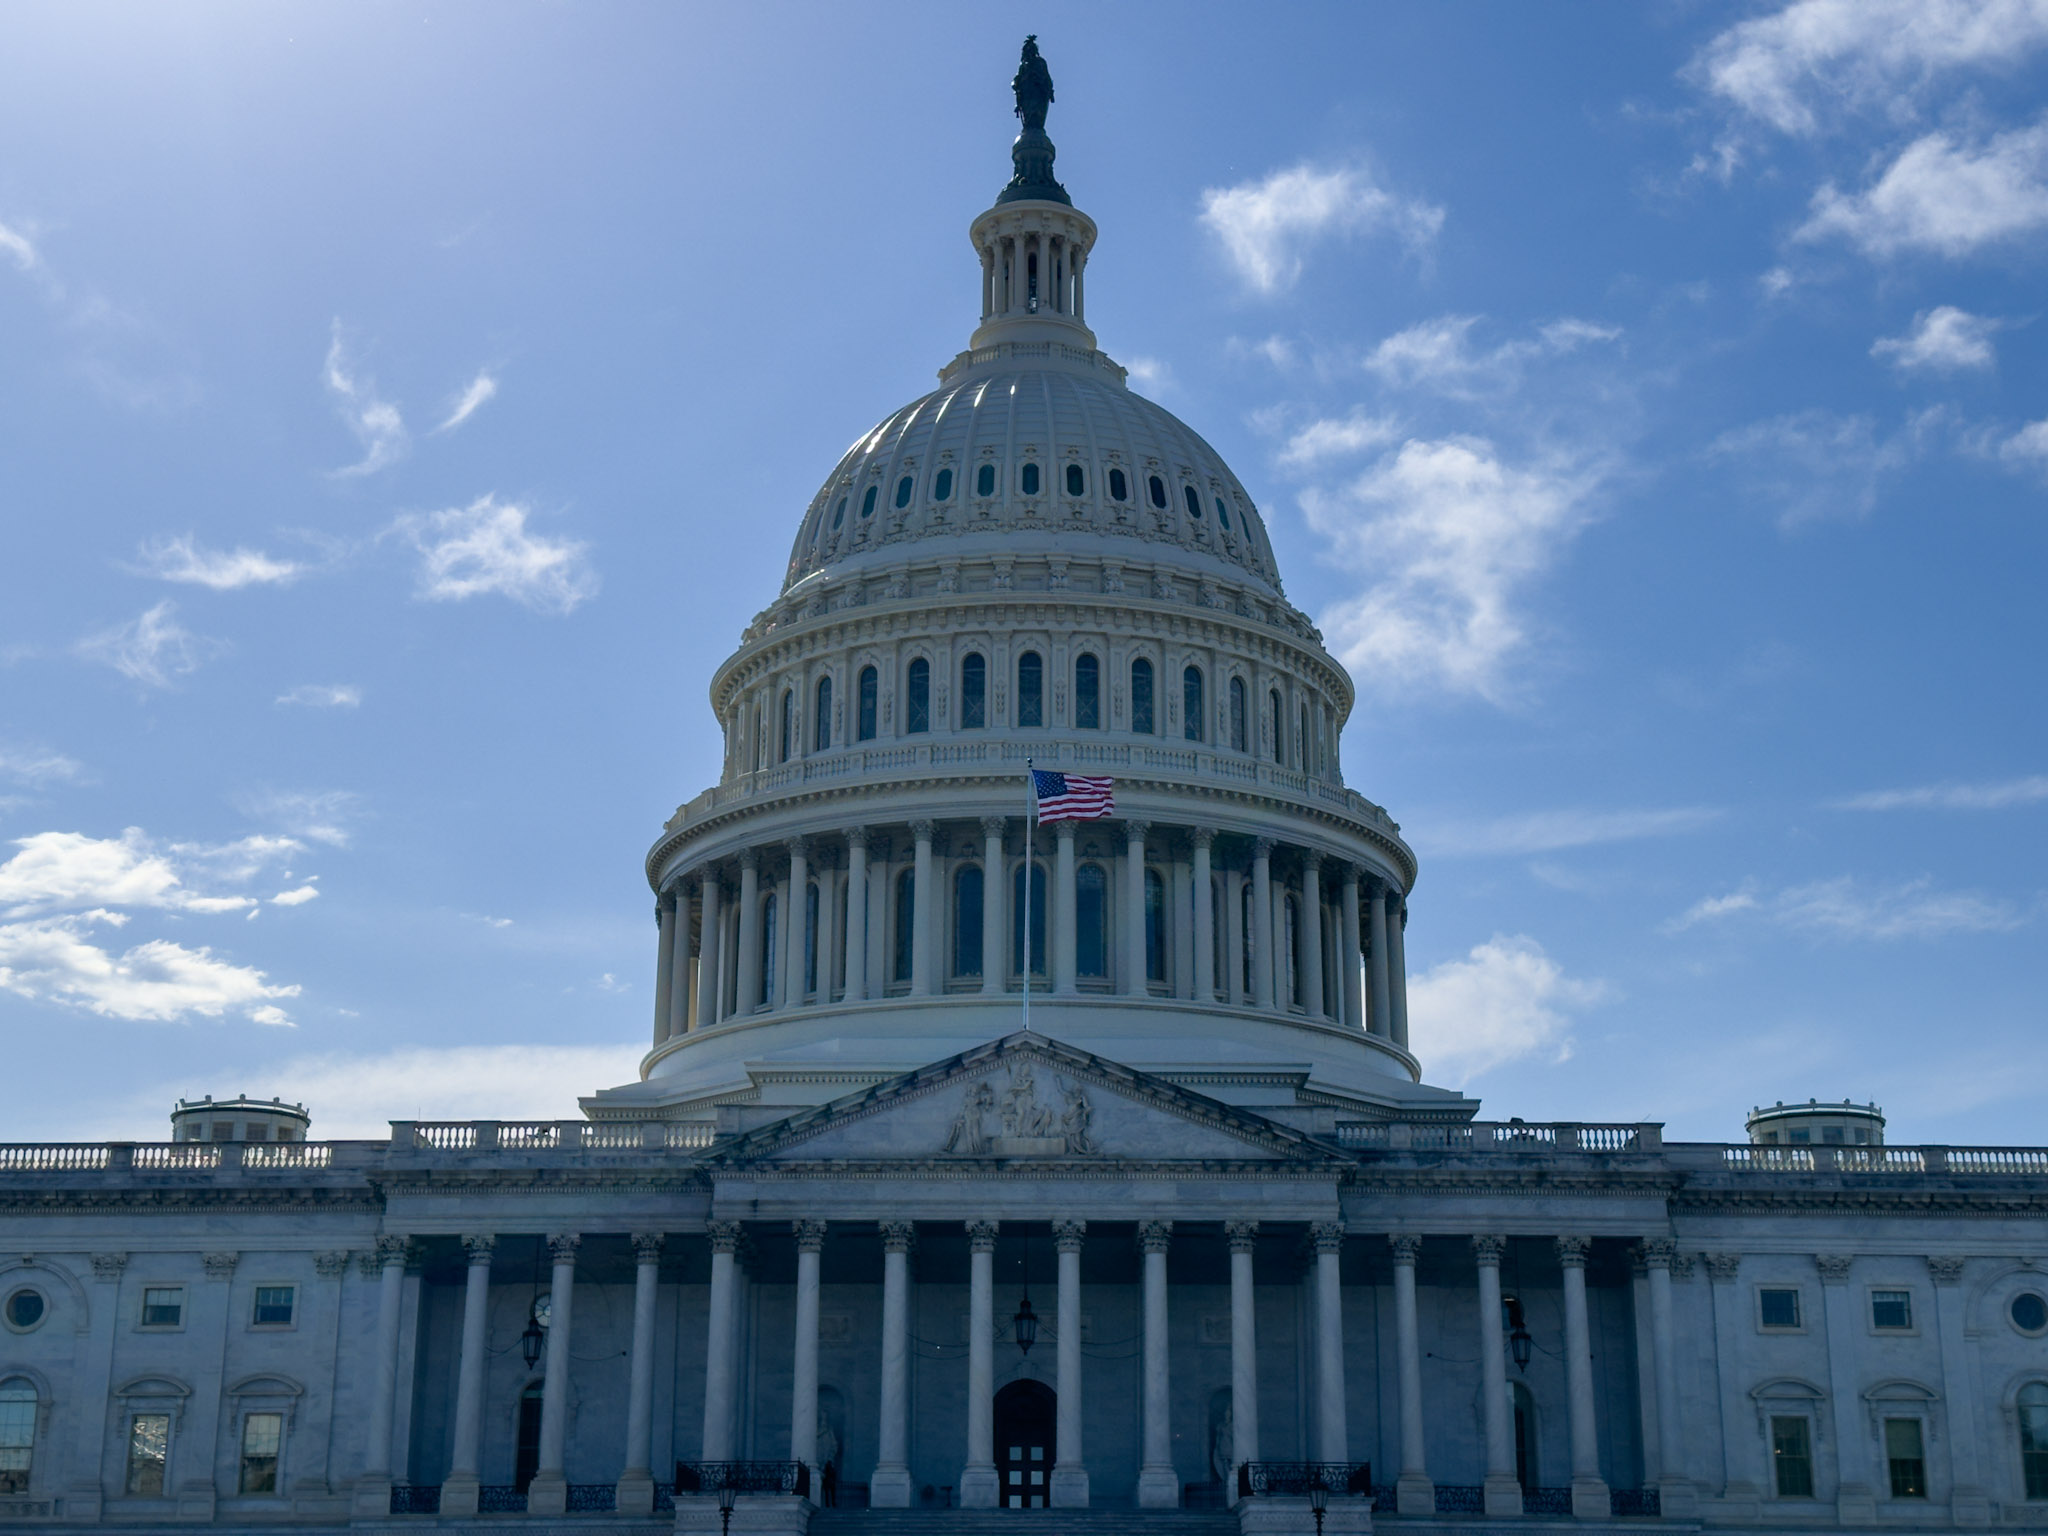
[4,1,2045,1145]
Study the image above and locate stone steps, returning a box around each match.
[811,1512,1239,1535]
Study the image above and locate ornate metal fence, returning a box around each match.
[477,1485,527,1513]
[1434,1484,1485,1514]
[1235,1461,1374,1499]
[1523,1486,1574,1516]
[1610,1486,1662,1517]
[387,1484,440,1515]
[674,1461,811,1499]
[566,1484,617,1512]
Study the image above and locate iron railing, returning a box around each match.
[1434,1484,1485,1514]
[388,1484,440,1515]
[1236,1462,1373,1499]
[675,1461,811,1499]
[477,1485,527,1513]
[1523,1486,1574,1516]
[1611,1487,1662,1517]
[565,1483,617,1512]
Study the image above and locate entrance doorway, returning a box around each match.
[514,1383,544,1490]
[994,1380,1056,1508]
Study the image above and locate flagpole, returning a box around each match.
[1022,760,1034,1034]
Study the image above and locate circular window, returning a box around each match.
[2012,1292,2048,1334]
[3,1289,44,1332]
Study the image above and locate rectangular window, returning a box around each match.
[238,1412,281,1494]
[1885,1418,1926,1498]
[1758,1287,1801,1329]
[126,1414,169,1495]
[1871,1290,1912,1330]
[251,1286,295,1327]
[1770,1415,1813,1498]
[140,1287,184,1328]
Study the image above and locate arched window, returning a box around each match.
[894,474,914,509]
[1016,651,1043,727]
[906,658,931,734]
[1184,484,1203,519]
[857,666,878,742]
[1012,862,1047,976]
[1283,895,1299,1007]
[1108,468,1128,502]
[2019,1383,2048,1499]
[1020,462,1040,496]
[761,892,778,1007]
[1230,677,1248,752]
[1144,868,1166,983]
[1130,658,1154,734]
[239,1411,281,1494]
[1183,666,1204,742]
[1148,474,1167,509]
[0,1380,36,1495]
[831,495,847,529]
[814,676,833,751]
[1269,690,1284,762]
[514,1382,544,1491]
[1211,874,1228,996]
[954,865,984,979]
[894,869,916,984]
[860,485,877,519]
[779,689,794,763]
[1076,864,1108,978]
[1065,463,1085,497]
[960,652,987,729]
[1300,704,1311,772]
[804,882,820,995]
[977,463,997,497]
[1216,496,1231,529]
[1074,654,1100,729]
[1239,882,1253,994]
[934,467,954,501]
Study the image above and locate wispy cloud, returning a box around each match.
[1872,305,1999,370]
[1799,117,2048,258]
[1200,163,1443,295]
[1426,806,1724,857]
[1362,315,1621,399]
[132,534,304,590]
[324,321,407,476]
[256,1042,646,1136]
[1998,417,2048,471]
[391,495,598,614]
[236,789,363,849]
[1831,774,2048,810]
[0,748,84,789]
[74,601,219,688]
[1275,409,1402,471]
[0,910,298,1025]
[1408,934,1608,1085]
[1666,875,2028,939]
[0,219,38,273]
[1706,410,1918,527]
[436,370,498,433]
[275,684,361,709]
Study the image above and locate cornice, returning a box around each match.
[0,1188,381,1216]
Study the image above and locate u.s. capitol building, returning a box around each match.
[4,41,2046,1536]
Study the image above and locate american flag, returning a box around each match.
[1030,767,1115,822]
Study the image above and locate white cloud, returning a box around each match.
[1408,934,1607,1085]
[0,219,37,272]
[1426,806,1724,857]
[0,747,83,788]
[1800,118,2048,257]
[1872,305,1999,370]
[392,495,598,614]
[270,883,320,907]
[74,600,218,688]
[1695,0,2048,136]
[1760,265,1799,298]
[236,789,362,849]
[1361,314,1620,399]
[1667,875,2026,939]
[1200,163,1443,295]
[0,828,302,917]
[1275,409,1402,471]
[324,321,407,476]
[1998,418,2048,468]
[1706,410,1914,527]
[132,534,303,590]
[263,1043,646,1137]
[276,684,361,709]
[437,370,498,432]
[1124,356,1173,394]
[0,910,297,1024]
[1831,774,2048,810]
[1305,436,1603,700]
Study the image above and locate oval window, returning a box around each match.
[1216,497,1230,529]
[2014,1293,2048,1334]
[1184,485,1203,518]
[831,495,847,529]
[1065,463,1085,497]
[861,485,878,518]
[977,463,997,497]
[5,1290,44,1331]
[1021,463,1040,496]
[1148,475,1167,509]
[935,468,953,501]
[1109,468,1128,502]
[895,475,914,509]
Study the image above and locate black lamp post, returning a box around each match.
[1308,1473,1330,1536]
[1504,1295,1533,1372]
[716,1481,737,1536]
[1012,1229,1039,1355]
[520,1236,546,1368]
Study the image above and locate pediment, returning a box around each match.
[709,1031,1342,1168]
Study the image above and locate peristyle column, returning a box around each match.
[617,1234,664,1515]
[843,829,869,1001]
[789,1220,825,1479]
[782,838,810,1008]
[1136,1221,1178,1507]
[1051,1220,1089,1505]
[871,1221,915,1507]
[1557,1235,1611,1518]
[1123,820,1150,996]
[441,1235,494,1516]
[1389,1236,1433,1513]
[1473,1235,1522,1517]
[700,1221,742,1460]
[910,820,935,995]
[1191,828,1215,1000]
[961,1221,1000,1505]
[735,849,763,1014]
[1339,866,1364,1031]
[980,818,1007,994]
[1226,1220,1260,1494]
[1368,884,1393,1041]
[1299,852,1326,1019]
[1250,839,1275,1009]
[1390,902,1410,1048]
[1311,1222,1348,1463]
[694,871,723,1027]
[527,1233,580,1516]
[653,895,676,1046]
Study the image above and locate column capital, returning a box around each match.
[738,846,761,871]
[462,1234,497,1264]
[1053,1219,1086,1252]
[312,1251,348,1279]
[631,1233,666,1264]
[879,1219,916,1254]
[784,835,810,859]
[910,819,937,842]
[1299,847,1324,872]
[1338,861,1361,888]
[1815,1253,1854,1283]
[1701,1251,1743,1283]
[547,1233,581,1266]
[1051,819,1077,841]
[793,1219,828,1253]
[1388,1233,1421,1264]
[1252,836,1276,860]
[1927,1255,1967,1285]
[1124,819,1151,842]
[1470,1233,1506,1265]
[1225,1219,1259,1254]
[845,825,870,850]
[375,1234,411,1268]
[707,1220,744,1255]
[1554,1234,1590,1268]
[979,815,1007,839]
[1137,1220,1173,1254]
[1639,1236,1677,1270]
[1310,1221,1344,1256]
[966,1219,1000,1253]
[1189,825,1216,849]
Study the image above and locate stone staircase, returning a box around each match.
[811,1512,1240,1536]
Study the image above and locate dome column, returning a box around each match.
[1053,821,1079,995]
[652,894,676,1047]
[980,818,1007,995]
[694,871,723,1028]
[1299,851,1326,1020]
[1390,900,1411,1050]
[782,839,809,1010]
[735,849,764,1015]
[1339,865,1364,1031]
[1191,828,1215,1001]
[910,821,936,995]
[670,889,695,1036]
[843,829,869,1002]
[1250,839,1276,1010]
[1368,882,1394,1041]
[1123,820,1150,996]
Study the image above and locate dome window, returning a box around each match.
[1108,468,1128,502]
[1184,485,1203,519]
[1216,497,1230,529]
[1065,464,1085,497]
[861,485,878,519]
[977,463,997,497]
[1074,654,1100,729]
[1016,651,1043,727]
[761,892,778,1007]
[779,689,795,763]
[894,869,916,983]
[1229,677,1248,752]
[1183,666,1204,743]
[857,666,878,742]
[831,496,848,530]
[895,475,914,509]
[935,468,954,502]
[1021,463,1040,496]
[1148,475,1167,509]
[814,676,833,752]
[906,658,931,734]
[1076,864,1108,978]
[960,652,987,729]
[1012,862,1047,977]
[953,865,984,980]
[1131,658,1155,735]
[1145,868,1167,983]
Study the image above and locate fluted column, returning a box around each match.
[871,1221,915,1507]
[1053,822,1079,995]
[782,839,810,1009]
[1226,1220,1260,1494]
[961,1221,1000,1506]
[1389,1236,1432,1512]
[1224,868,1246,1005]
[735,849,763,1014]
[1558,1236,1611,1517]
[617,1234,663,1514]
[1050,1220,1089,1505]
[1299,852,1326,1019]
[701,1221,742,1460]
[1136,1221,1177,1507]
[694,872,723,1027]
[978,818,1007,993]
[1250,839,1275,1009]
[1368,884,1393,1040]
[350,1235,408,1513]
[1390,902,1410,1047]
[1339,866,1363,1030]
[1644,1240,1695,1515]
[790,1220,825,1478]
[1191,828,1215,1000]
[1473,1235,1522,1517]
[528,1232,580,1516]
[653,895,676,1046]
[843,829,869,1002]
[671,889,695,1035]
[909,821,935,995]
[1311,1222,1347,1463]
[436,1236,493,1516]
[1123,821,1150,996]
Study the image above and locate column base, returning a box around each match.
[868,1465,913,1508]
[1658,1476,1700,1521]
[1573,1476,1613,1520]
[526,1473,566,1517]
[1137,1465,1182,1508]
[1952,1489,1993,1528]
[1483,1474,1524,1518]
[349,1477,392,1520]
[959,1464,1000,1508]
[1834,1484,1876,1526]
[1050,1465,1090,1507]
[1394,1475,1435,1516]
[616,1474,655,1517]
[439,1475,480,1518]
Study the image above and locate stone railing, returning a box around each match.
[1716,1144,2048,1174]
[1334,1121,1663,1153]
[393,1120,718,1152]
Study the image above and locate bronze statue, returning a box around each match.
[1013,36,1054,133]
